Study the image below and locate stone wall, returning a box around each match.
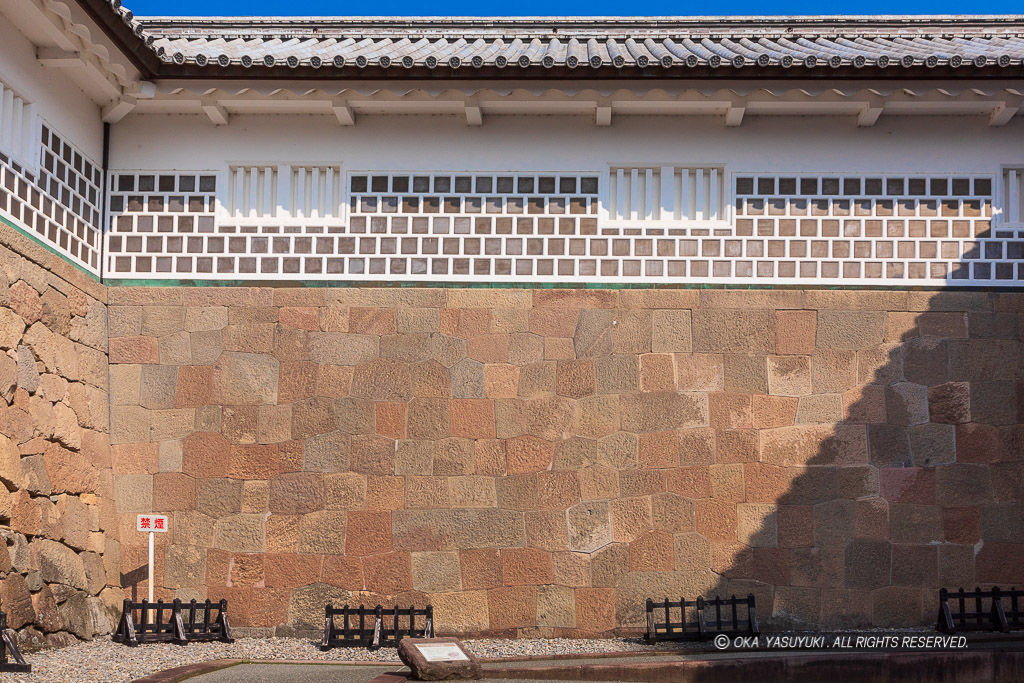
[104,285,1023,636]
[0,227,121,650]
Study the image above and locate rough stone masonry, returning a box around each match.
[102,283,1024,637]
[0,228,122,652]
[2,224,1022,645]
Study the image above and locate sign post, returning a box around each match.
[137,514,169,604]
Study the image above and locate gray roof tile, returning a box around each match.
[95,3,1024,75]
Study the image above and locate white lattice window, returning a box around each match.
[222,165,344,222]
[1001,167,1024,228]
[0,80,40,175]
[606,165,727,226]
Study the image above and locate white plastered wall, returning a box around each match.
[0,17,103,161]
[109,111,1024,179]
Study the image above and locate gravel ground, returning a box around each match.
[0,636,678,683]
[4,630,959,682]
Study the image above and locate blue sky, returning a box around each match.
[127,0,1020,16]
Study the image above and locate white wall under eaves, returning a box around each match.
[0,17,103,161]
[109,111,1023,178]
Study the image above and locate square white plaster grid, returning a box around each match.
[730,172,1016,284]
[101,167,1023,285]
[0,118,101,274]
[104,171,218,277]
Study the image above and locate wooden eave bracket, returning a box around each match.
[857,96,885,127]
[101,81,155,123]
[332,99,356,126]
[464,98,483,126]
[36,47,82,68]
[200,98,230,126]
[725,97,745,127]
[989,98,1022,127]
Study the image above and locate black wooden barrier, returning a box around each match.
[645,594,758,642]
[113,598,234,646]
[0,610,30,673]
[937,587,1024,634]
[321,604,433,650]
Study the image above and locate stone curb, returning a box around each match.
[367,674,410,683]
[480,650,1024,683]
[129,651,677,683]
[130,659,245,683]
[478,650,682,664]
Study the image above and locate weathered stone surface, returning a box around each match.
[619,392,708,432]
[692,310,773,353]
[928,382,971,424]
[0,353,17,401]
[567,501,612,553]
[16,346,40,392]
[398,637,483,681]
[31,585,62,633]
[36,539,88,590]
[298,511,347,554]
[412,551,463,593]
[651,310,692,353]
[393,509,526,551]
[573,310,613,358]
[775,310,816,355]
[0,308,26,350]
[58,591,96,640]
[816,311,886,350]
[430,590,489,633]
[269,472,324,514]
[215,352,279,404]
[0,433,22,489]
[537,584,575,627]
[0,573,35,629]
[213,514,266,553]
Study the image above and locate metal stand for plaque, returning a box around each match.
[0,610,30,673]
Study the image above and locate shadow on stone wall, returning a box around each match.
[697,286,1023,633]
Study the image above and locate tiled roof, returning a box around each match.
[97,4,1024,76]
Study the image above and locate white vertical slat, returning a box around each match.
[599,170,612,225]
[709,168,719,221]
[11,97,23,161]
[616,168,626,221]
[232,168,244,218]
[276,165,290,218]
[1008,170,1020,225]
[311,167,321,218]
[630,168,641,221]
[213,170,230,218]
[695,168,705,221]
[645,168,655,220]
[660,165,675,221]
[325,167,335,218]
[0,84,6,150]
[679,168,689,221]
[296,166,307,219]
[28,103,40,172]
[335,167,344,218]
[264,166,276,218]
[248,167,259,219]
[1,88,13,153]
